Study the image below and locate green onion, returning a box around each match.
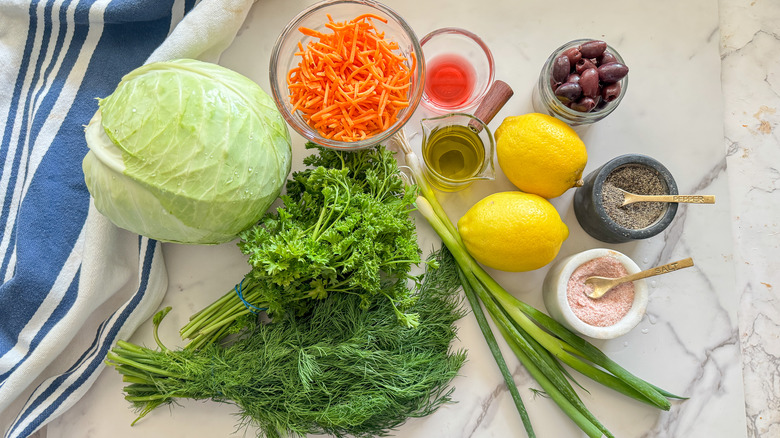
[394,131,683,437]
[457,268,535,438]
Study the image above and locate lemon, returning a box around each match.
[458,191,569,272]
[494,113,587,199]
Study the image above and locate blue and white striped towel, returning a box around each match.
[0,0,254,436]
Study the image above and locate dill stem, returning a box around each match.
[110,347,153,361]
[105,351,180,379]
[115,340,150,354]
[123,384,165,395]
[114,366,154,382]
[113,353,163,367]
[121,376,152,385]
[125,393,176,402]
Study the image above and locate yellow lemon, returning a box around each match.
[495,113,587,199]
[458,191,569,272]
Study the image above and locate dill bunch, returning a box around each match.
[181,144,423,348]
[107,249,467,438]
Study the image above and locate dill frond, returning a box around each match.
[107,249,467,438]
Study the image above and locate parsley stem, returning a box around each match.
[180,280,266,341]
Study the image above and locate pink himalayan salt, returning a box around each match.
[566,256,635,327]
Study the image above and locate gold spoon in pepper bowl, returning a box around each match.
[618,188,715,207]
[585,257,695,299]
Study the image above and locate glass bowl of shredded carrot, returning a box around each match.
[270,0,424,150]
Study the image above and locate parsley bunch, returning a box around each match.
[181,144,422,348]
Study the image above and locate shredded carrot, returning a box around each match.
[287,14,415,142]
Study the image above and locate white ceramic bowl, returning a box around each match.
[542,248,648,339]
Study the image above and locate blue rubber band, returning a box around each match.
[234,279,267,314]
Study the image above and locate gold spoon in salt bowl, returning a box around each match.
[618,189,716,207]
[585,257,695,299]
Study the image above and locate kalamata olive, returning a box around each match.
[598,63,629,83]
[602,82,621,102]
[578,40,607,58]
[575,58,597,74]
[552,55,570,83]
[562,47,583,66]
[554,82,582,104]
[598,51,617,66]
[579,68,600,99]
[570,97,597,112]
[542,40,628,118]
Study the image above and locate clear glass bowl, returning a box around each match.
[532,39,628,126]
[420,27,495,114]
[269,0,424,150]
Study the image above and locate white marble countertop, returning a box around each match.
[39,0,780,437]
[719,1,780,436]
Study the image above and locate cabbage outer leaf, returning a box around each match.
[83,59,292,244]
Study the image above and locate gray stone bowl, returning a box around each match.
[573,154,678,243]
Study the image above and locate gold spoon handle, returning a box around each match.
[586,257,695,298]
[617,257,695,284]
[621,192,715,206]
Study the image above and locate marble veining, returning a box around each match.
[719,1,780,437]
[37,0,780,437]
[467,380,506,437]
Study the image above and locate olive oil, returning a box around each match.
[422,125,485,187]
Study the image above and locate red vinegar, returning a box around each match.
[424,53,476,108]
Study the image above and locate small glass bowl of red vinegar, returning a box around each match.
[420,28,495,113]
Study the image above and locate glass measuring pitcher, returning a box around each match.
[420,113,496,192]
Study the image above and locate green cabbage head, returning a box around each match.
[83,59,292,244]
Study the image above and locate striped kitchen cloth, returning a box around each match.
[0,0,254,436]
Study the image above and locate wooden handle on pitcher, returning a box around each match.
[469,80,514,132]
